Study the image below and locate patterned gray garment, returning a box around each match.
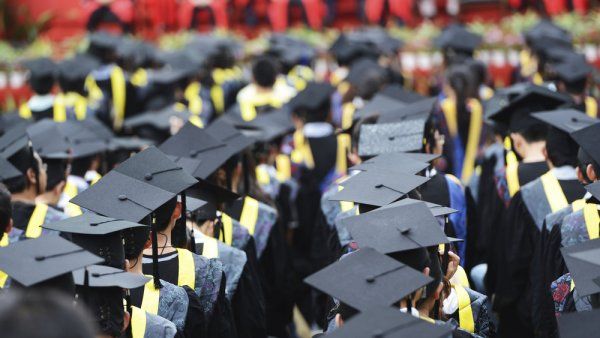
[560,209,593,248]
[521,176,555,230]
[231,218,251,250]
[252,200,278,258]
[157,280,189,332]
[142,309,178,338]
[192,253,224,319]
[544,204,576,233]
[216,241,247,300]
[9,204,65,243]
[465,287,495,338]
[321,183,343,230]
[333,206,357,248]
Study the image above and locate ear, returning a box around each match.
[542,145,548,161]
[172,201,182,221]
[54,180,66,195]
[576,167,588,184]
[335,313,343,328]
[434,282,443,300]
[5,219,13,235]
[26,168,37,185]
[124,259,131,271]
[423,267,430,277]
[122,310,131,334]
[144,237,152,249]
[587,164,597,182]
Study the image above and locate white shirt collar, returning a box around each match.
[28,94,54,111]
[552,165,578,180]
[303,122,334,138]
[399,307,421,318]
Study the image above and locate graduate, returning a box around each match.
[491,104,587,337]
[230,56,296,122]
[551,53,598,118]
[54,55,100,122]
[17,58,58,122]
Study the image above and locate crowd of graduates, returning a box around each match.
[1,16,600,338]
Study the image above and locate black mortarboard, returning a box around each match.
[149,66,190,86]
[0,156,21,181]
[26,120,72,159]
[377,198,458,217]
[205,119,256,157]
[377,97,437,124]
[326,306,453,338]
[354,94,406,121]
[531,109,599,134]
[524,19,570,45]
[304,247,432,311]
[544,47,578,65]
[58,54,100,86]
[488,85,570,131]
[0,236,103,287]
[22,57,56,82]
[560,238,600,297]
[358,113,429,157]
[350,152,430,174]
[571,123,600,166]
[185,196,208,213]
[380,84,426,104]
[434,24,482,54]
[553,54,593,84]
[557,309,600,338]
[159,122,228,179]
[217,108,295,143]
[342,202,450,254]
[124,104,192,134]
[288,82,335,114]
[345,58,386,87]
[43,213,147,235]
[329,170,430,207]
[89,31,121,51]
[57,120,110,158]
[73,265,150,289]
[186,179,240,209]
[354,151,438,169]
[0,126,34,175]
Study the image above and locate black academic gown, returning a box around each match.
[494,178,584,338]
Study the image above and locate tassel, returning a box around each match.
[150,213,162,289]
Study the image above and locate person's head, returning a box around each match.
[444,65,475,119]
[388,247,442,307]
[38,159,68,205]
[78,287,130,338]
[28,73,55,96]
[123,227,151,269]
[466,59,488,91]
[0,183,12,238]
[423,114,445,156]
[153,197,181,233]
[543,127,579,168]
[334,302,359,328]
[350,115,379,164]
[252,57,279,89]
[0,290,96,338]
[576,147,600,184]
[510,123,548,158]
[4,146,47,196]
[70,155,100,178]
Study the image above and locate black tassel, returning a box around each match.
[150,213,162,289]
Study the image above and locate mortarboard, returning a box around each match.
[354,94,406,122]
[553,54,593,84]
[557,309,600,338]
[434,24,482,54]
[57,120,111,158]
[21,58,56,88]
[0,236,103,287]
[124,104,192,134]
[205,119,256,157]
[350,152,430,175]
[570,123,600,166]
[379,84,425,104]
[345,58,386,87]
[560,238,600,297]
[358,113,429,157]
[377,198,458,217]
[0,126,34,175]
[354,151,439,169]
[377,97,436,124]
[89,31,121,51]
[26,120,72,159]
[58,54,100,86]
[341,202,450,254]
[326,306,453,338]
[217,108,295,143]
[149,66,190,86]
[524,19,571,44]
[488,85,570,132]
[159,122,228,179]
[43,213,147,235]
[304,247,432,311]
[531,109,599,134]
[329,169,430,207]
[288,82,335,115]
[0,156,22,181]
[73,265,150,289]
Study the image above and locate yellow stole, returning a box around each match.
[25,204,48,239]
[175,248,195,289]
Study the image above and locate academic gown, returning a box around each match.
[483,160,548,294]
[493,174,584,338]
[129,306,178,338]
[226,197,295,337]
[9,201,65,243]
[141,250,237,338]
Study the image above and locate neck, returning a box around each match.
[129,253,145,275]
[11,189,37,204]
[36,192,59,206]
[143,225,175,255]
[570,93,584,104]
[520,141,546,163]
[255,85,273,93]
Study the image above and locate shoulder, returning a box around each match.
[160,279,189,304]
[144,311,177,338]
[544,205,574,231]
[46,205,68,221]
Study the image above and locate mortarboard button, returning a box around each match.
[531,109,599,134]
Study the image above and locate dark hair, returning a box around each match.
[517,124,548,143]
[45,159,67,192]
[4,147,39,194]
[561,78,587,95]
[210,46,235,69]
[446,65,476,143]
[546,127,579,167]
[70,155,95,178]
[292,96,332,124]
[58,74,86,95]
[0,290,96,338]
[354,69,388,101]
[578,147,600,182]
[123,227,151,260]
[252,57,278,88]
[337,302,359,322]
[78,287,124,338]
[29,74,55,95]
[466,59,488,91]
[0,183,11,239]
[422,113,440,153]
[154,197,178,232]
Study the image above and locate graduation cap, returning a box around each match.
[377,198,458,217]
[186,179,240,219]
[345,58,387,87]
[22,57,56,81]
[0,126,33,175]
[124,104,192,135]
[377,97,437,124]
[341,202,450,254]
[57,121,111,158]
[329,169,430,207]
[354,151,439,168]
[73,265,150,289]
[326,306,453,338]
[560,238,600,297]
[205,119,256,157]
[553,54,593,84]
[379,84,426,104]
[571,123,600,166]
[149,66,190,86]
[0,236,103,287]
[434,24,482,54]
[26,120,72,159]
[288,82,335,115]
[0,156,22,181]
[218,108,295,143]
[557,308,600,338]
[159,122,228,179]
[350,152,430,175]
[353,94,406,122]
[524,19,571,44]
[488,85,570,132]
[304,247,432,311]
[358,114,429,157]
[531,109,599,134]
[88,31,121,51]
[58,54,100,87]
